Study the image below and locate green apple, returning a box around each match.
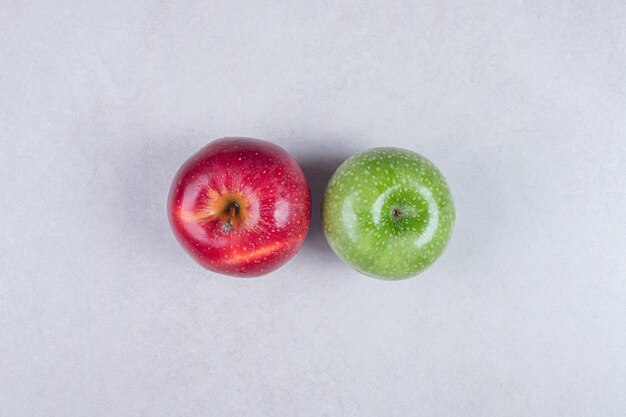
[322,147,455,280]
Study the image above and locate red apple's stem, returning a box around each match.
[221,203,238,233]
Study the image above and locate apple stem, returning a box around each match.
[221,203,239,233]
[222,221,233,233]
[392,208,405,219]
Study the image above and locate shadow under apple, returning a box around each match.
[298,155,349,259]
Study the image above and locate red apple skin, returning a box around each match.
[168,137,310,277]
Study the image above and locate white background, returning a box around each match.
[1,1,625,416]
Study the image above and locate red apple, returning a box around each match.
[168,137,311,277]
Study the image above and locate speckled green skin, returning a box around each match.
[322,148,455,280]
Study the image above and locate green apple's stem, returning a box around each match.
[392,207,405,219]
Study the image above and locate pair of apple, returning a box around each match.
[168,137,455,280]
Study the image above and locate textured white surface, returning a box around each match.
[1,1,626,416]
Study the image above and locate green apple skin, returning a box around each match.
[322,147,455,280]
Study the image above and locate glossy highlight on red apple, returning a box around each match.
[168,137,311,277]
